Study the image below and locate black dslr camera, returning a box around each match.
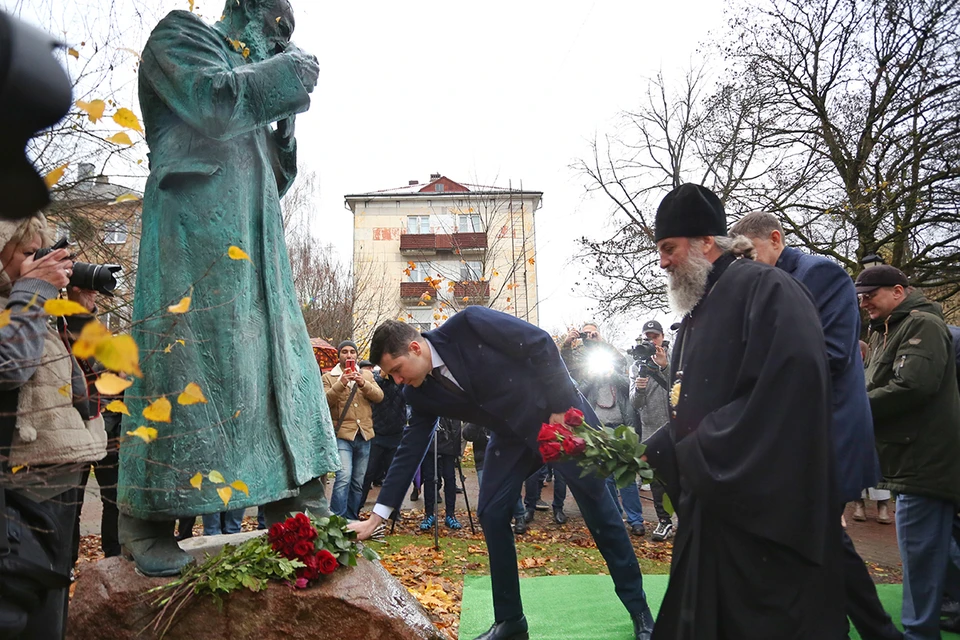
[34,237,122,296]
[628,337,670,368]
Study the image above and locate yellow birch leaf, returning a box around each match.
[126,426,158,443]
[230,480,250,496]
[178,382,208,405]
[276,16,281,22]
[110,193,140,205]
[189,0,195,12]
[105,400,130,416]
[228,246,251,261]
[58,384,71,397]
[242,48,250,59]
[190,472,203,490]
[0,309,10,329]
[43,299,90,316]
[176,339,186,346]
[112,108,144,133]
[67,48,79,59]
[11,466,24,474]
[76,99,105,123]
[95,372,133,395]
[528,257,535,265]
[142,397,172,423]
[44,164,69,188]
[73,320,111,360]
[233,410,241,418]
[106,132,133,146]
[208,470,226,484]
[462,297,470,302]
[168,297,191,314]
[96,334,142,377]
[163,344,173,353]
[217,486,232,506]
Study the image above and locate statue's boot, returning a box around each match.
[263,476,330,526]
[118,514,194,577]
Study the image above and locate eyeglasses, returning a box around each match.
[858,290,881,302]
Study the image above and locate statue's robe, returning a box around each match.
[645,253,846,639]
[118,10,339,520]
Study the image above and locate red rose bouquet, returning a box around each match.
[149,512,378,635]
[538,407,654,489]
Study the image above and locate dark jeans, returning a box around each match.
[360,440,399,509]
[523,464,566,512]
[840,506,902,640]
[896,493,954,640]
[73,445,121,561]
[422,453,458,518]
[651,483,671,523]
[478,434,649,623]
[202,508,244,535]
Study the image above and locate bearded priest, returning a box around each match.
[643,184,845,639]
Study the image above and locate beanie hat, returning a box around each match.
[337,340,358,353]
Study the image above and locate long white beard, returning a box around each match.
[666,248,713,316]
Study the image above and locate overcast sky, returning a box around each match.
[18,0,725,346]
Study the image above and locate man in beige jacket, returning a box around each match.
[322,340,383,519]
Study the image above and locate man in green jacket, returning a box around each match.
[857,265,960,640]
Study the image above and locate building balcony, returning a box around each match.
[399,232,487,255]
[453,281,490,300]
[400,281,435,300]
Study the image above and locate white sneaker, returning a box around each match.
[651,520,674,541]
[640,484,651,491]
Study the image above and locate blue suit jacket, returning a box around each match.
[776,246,881,503]
[376,306,591,512]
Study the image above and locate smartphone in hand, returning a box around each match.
[345,358,357,373]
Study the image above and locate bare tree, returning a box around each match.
[578,0,960,315]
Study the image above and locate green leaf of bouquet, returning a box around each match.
[662,492,675,515]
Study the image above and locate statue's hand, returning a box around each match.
[286,46,319,93]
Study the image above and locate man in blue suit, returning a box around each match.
[731,212,902,640]
[349,309,655,640]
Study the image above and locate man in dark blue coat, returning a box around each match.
[349,309,655,640]
[731,211,901,640]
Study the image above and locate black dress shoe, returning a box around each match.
[553,508,568,524]
[473,615,529,640]
[632,609,655,640]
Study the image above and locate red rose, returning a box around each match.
[316,549,339,575]
[294,576,309,589]
[562,435,586,456]
[538,423,573,443]
[268,522,286,542]
[293,540,314,558]
[539,440,562,463]
[563,408,584,427]
[294,513,311,529]
[283,529,300,545]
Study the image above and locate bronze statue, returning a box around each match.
[118,0,339,576]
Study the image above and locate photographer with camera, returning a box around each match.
[629,320,674,542]
[1,213,107,638]
[561,323,646,536]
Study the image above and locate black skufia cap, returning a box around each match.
[654,184,726,242]
[0,11,73,220]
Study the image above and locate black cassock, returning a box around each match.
[645,254,845,640]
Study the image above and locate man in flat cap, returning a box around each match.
[642,184,845,638]
[856,265,960,640]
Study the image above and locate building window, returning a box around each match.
[408,262,426,282]
[458,214,482,233]
[407,308,433,332]
[407,216,429,234]
[460,261,482,281]
[104,222,127,244]
[435,183,444,192]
